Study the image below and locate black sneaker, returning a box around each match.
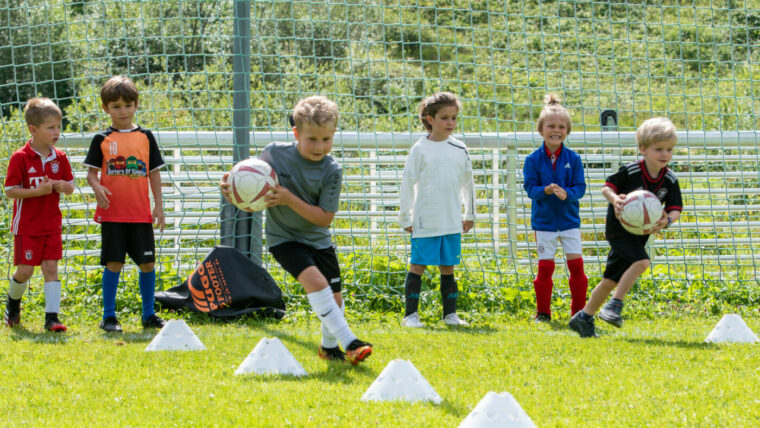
[569,311,597,338]
[534,313,551,323]
[318,345,346,362]
[99,316,122,333]
[44,313,67,332]
[598,300,624,328]
[345,339,372,365]
[141,314,166,329]
[4,302,20,328]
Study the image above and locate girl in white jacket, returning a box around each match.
[398,92,476,327]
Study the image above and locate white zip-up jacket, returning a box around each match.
[398,136,476,238]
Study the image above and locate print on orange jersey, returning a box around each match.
[107,155,147,178]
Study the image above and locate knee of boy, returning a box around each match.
[634,259,651,271]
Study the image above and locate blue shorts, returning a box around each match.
[410,233,461,266]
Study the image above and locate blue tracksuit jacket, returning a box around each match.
[522,143,586,231]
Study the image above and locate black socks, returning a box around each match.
[440,274,458,317]
[404,272,422,316]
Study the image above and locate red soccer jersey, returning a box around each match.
[4,141,74,236]
[83,127,164,223]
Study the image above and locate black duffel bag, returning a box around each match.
[156,246,285,319]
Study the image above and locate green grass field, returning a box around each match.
[2,310,759,427]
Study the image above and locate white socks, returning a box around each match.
[321,298,344,348]
[307,287,357,349]
[44,281,62,313]
[8,277,27,300]
[7,278,62,313]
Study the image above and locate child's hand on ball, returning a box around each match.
[219,171,232,203]
[264,185,292,207]
[613,194,626,218]
[650,212,669,233]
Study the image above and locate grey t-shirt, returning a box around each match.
[260,141,342,249]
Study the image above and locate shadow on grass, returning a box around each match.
[99,331,154,343]
[10,327,70,344]
[437,398,469,419]
[612,336,717,350]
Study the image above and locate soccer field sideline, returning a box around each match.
[2,316,758,426]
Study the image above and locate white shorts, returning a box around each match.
[535,229,582,260]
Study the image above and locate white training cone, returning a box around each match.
[705,314,759,343]
[458,391,537,428]
[235,337,307,376]
[144,319,206,351]
[361,359,442,404]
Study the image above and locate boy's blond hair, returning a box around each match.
[418,91,461,132]
[636,117,677,149]
[536,93,572,134]
[100,75,139,105]
[23,97,62,126]
[291,96,339,130]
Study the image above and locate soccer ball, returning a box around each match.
[228,158,278,212]
[619,189,663,235]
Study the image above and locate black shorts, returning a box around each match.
[100,222,156,266]
[269,241,342,293]
[603,235,650,282]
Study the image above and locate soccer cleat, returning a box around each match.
[443,313,469,326]
[44,314,67,332]
[345,339,372,365]
[141,314,166,329]
[4,303,20,328]
[534,313,551,323]
[598,300,624,328]
[318,345,346,362]
[569,311,597,338]
[401,312,424,328]
[99,316,123,333]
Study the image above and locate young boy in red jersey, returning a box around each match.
[4,97,74,332]
[84,75,166,332]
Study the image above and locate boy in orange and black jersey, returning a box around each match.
[84,75,166,333]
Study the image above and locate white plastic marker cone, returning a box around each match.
[144,319,206,351]
[361,359,442,404]
[458,391,537,428]
[705,314,759,343]
[235,337,307,376]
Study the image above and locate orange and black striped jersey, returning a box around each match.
[84,126,164,223]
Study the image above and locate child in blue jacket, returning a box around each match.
[523,94,588,322]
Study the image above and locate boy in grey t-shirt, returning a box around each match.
[221,96,372,365]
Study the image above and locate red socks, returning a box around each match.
[533,259,555,315]
[567,258,588,315]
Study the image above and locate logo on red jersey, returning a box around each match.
[24,249,33,261]
[29,176,45,188]
[51,161,60,174]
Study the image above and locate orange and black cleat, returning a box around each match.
[345,339,372,365]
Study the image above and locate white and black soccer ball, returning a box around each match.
[619,189,663,235]
[228,158,278,212]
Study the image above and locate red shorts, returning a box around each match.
[13,233,62,266]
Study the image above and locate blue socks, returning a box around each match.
[102,269,156,321]
[139,270,156,321]
[102,269,120,320]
